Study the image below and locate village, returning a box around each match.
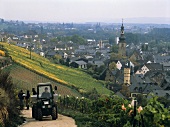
[0,18,170,104]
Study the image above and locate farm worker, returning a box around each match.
[18,90,25,110]
[32,88,37,95]
[25,90,30,110]
[41,87,51,98]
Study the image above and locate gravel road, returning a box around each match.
[20,109,77,127]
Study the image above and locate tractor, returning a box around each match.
[31,82,58,121]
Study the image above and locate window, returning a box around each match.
[38,86,52,99]
[132,94,136,97]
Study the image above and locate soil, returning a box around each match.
[20,109,77,127]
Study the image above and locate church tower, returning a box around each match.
[124,62,131,85]
[118,20,126,57]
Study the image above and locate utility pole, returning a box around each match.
[30,46,31,59]
[30,43,32,59]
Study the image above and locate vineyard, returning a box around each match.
[58,95,170,127]
[4,64,81,97]
[0,42,110,95]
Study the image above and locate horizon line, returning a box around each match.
[1,17,170,25]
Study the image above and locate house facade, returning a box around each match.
[135,63,163,75]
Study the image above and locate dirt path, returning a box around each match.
[20,109,77,127]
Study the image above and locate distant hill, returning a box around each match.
[20,17,170,24]
[0,42,110,95]
[109,17,170,24]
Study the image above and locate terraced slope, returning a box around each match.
[0,42,110,95]
[5,64,81,97]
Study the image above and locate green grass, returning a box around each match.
[0,42,111,95]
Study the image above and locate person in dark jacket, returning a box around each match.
[18,90,24,110]
[41,87,51,98]
[25,90,30,110]
[32,88,37,95]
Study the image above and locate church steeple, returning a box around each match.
[118,19,126,57]
[119,19,125,41]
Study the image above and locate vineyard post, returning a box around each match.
[66,95,69,108]
[83,98,86,113]
[75,97,78,109]
[29,42,33,59]
[59,94,62,103]
[81,97,84,113]
[140,114,144,127]
[58,94,63,111]
[30,45,31,59]
[132,99,137,127]
[63,95,66,107]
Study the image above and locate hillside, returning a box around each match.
[4,64,81,97]
[0,42,110,95]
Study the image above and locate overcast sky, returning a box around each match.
[0,0,170,23]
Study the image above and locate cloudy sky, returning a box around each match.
[0,0,170,23]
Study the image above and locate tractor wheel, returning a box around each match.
[37,108,43,121]
[56,106,58,119]
[32,106,35,118]
[52,107,57,120]
[34,105,38,120]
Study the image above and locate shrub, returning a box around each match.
[0,70,24,127]
[0,88,9,108]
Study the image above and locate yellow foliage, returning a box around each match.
[0,50,5,56]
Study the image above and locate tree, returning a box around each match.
[95,51,102,57]
[111,44,119,53]
[136,94,147,107]
[50,38,58,43]
[96,65,105,74]
[120,84,130,97]
[53,54,62,64]
[85,88,99,100]
[110,52,127,61]
[109,36,115,44]
[71,35,86,44]
[65,58,70,66]
[109,62,117,71]
[105,70,115,82]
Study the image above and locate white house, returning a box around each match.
[40,52,45,57]
[135,65,149,75]
[63,52,68,59]
[116,61,122,70]
[135,63,163,75]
